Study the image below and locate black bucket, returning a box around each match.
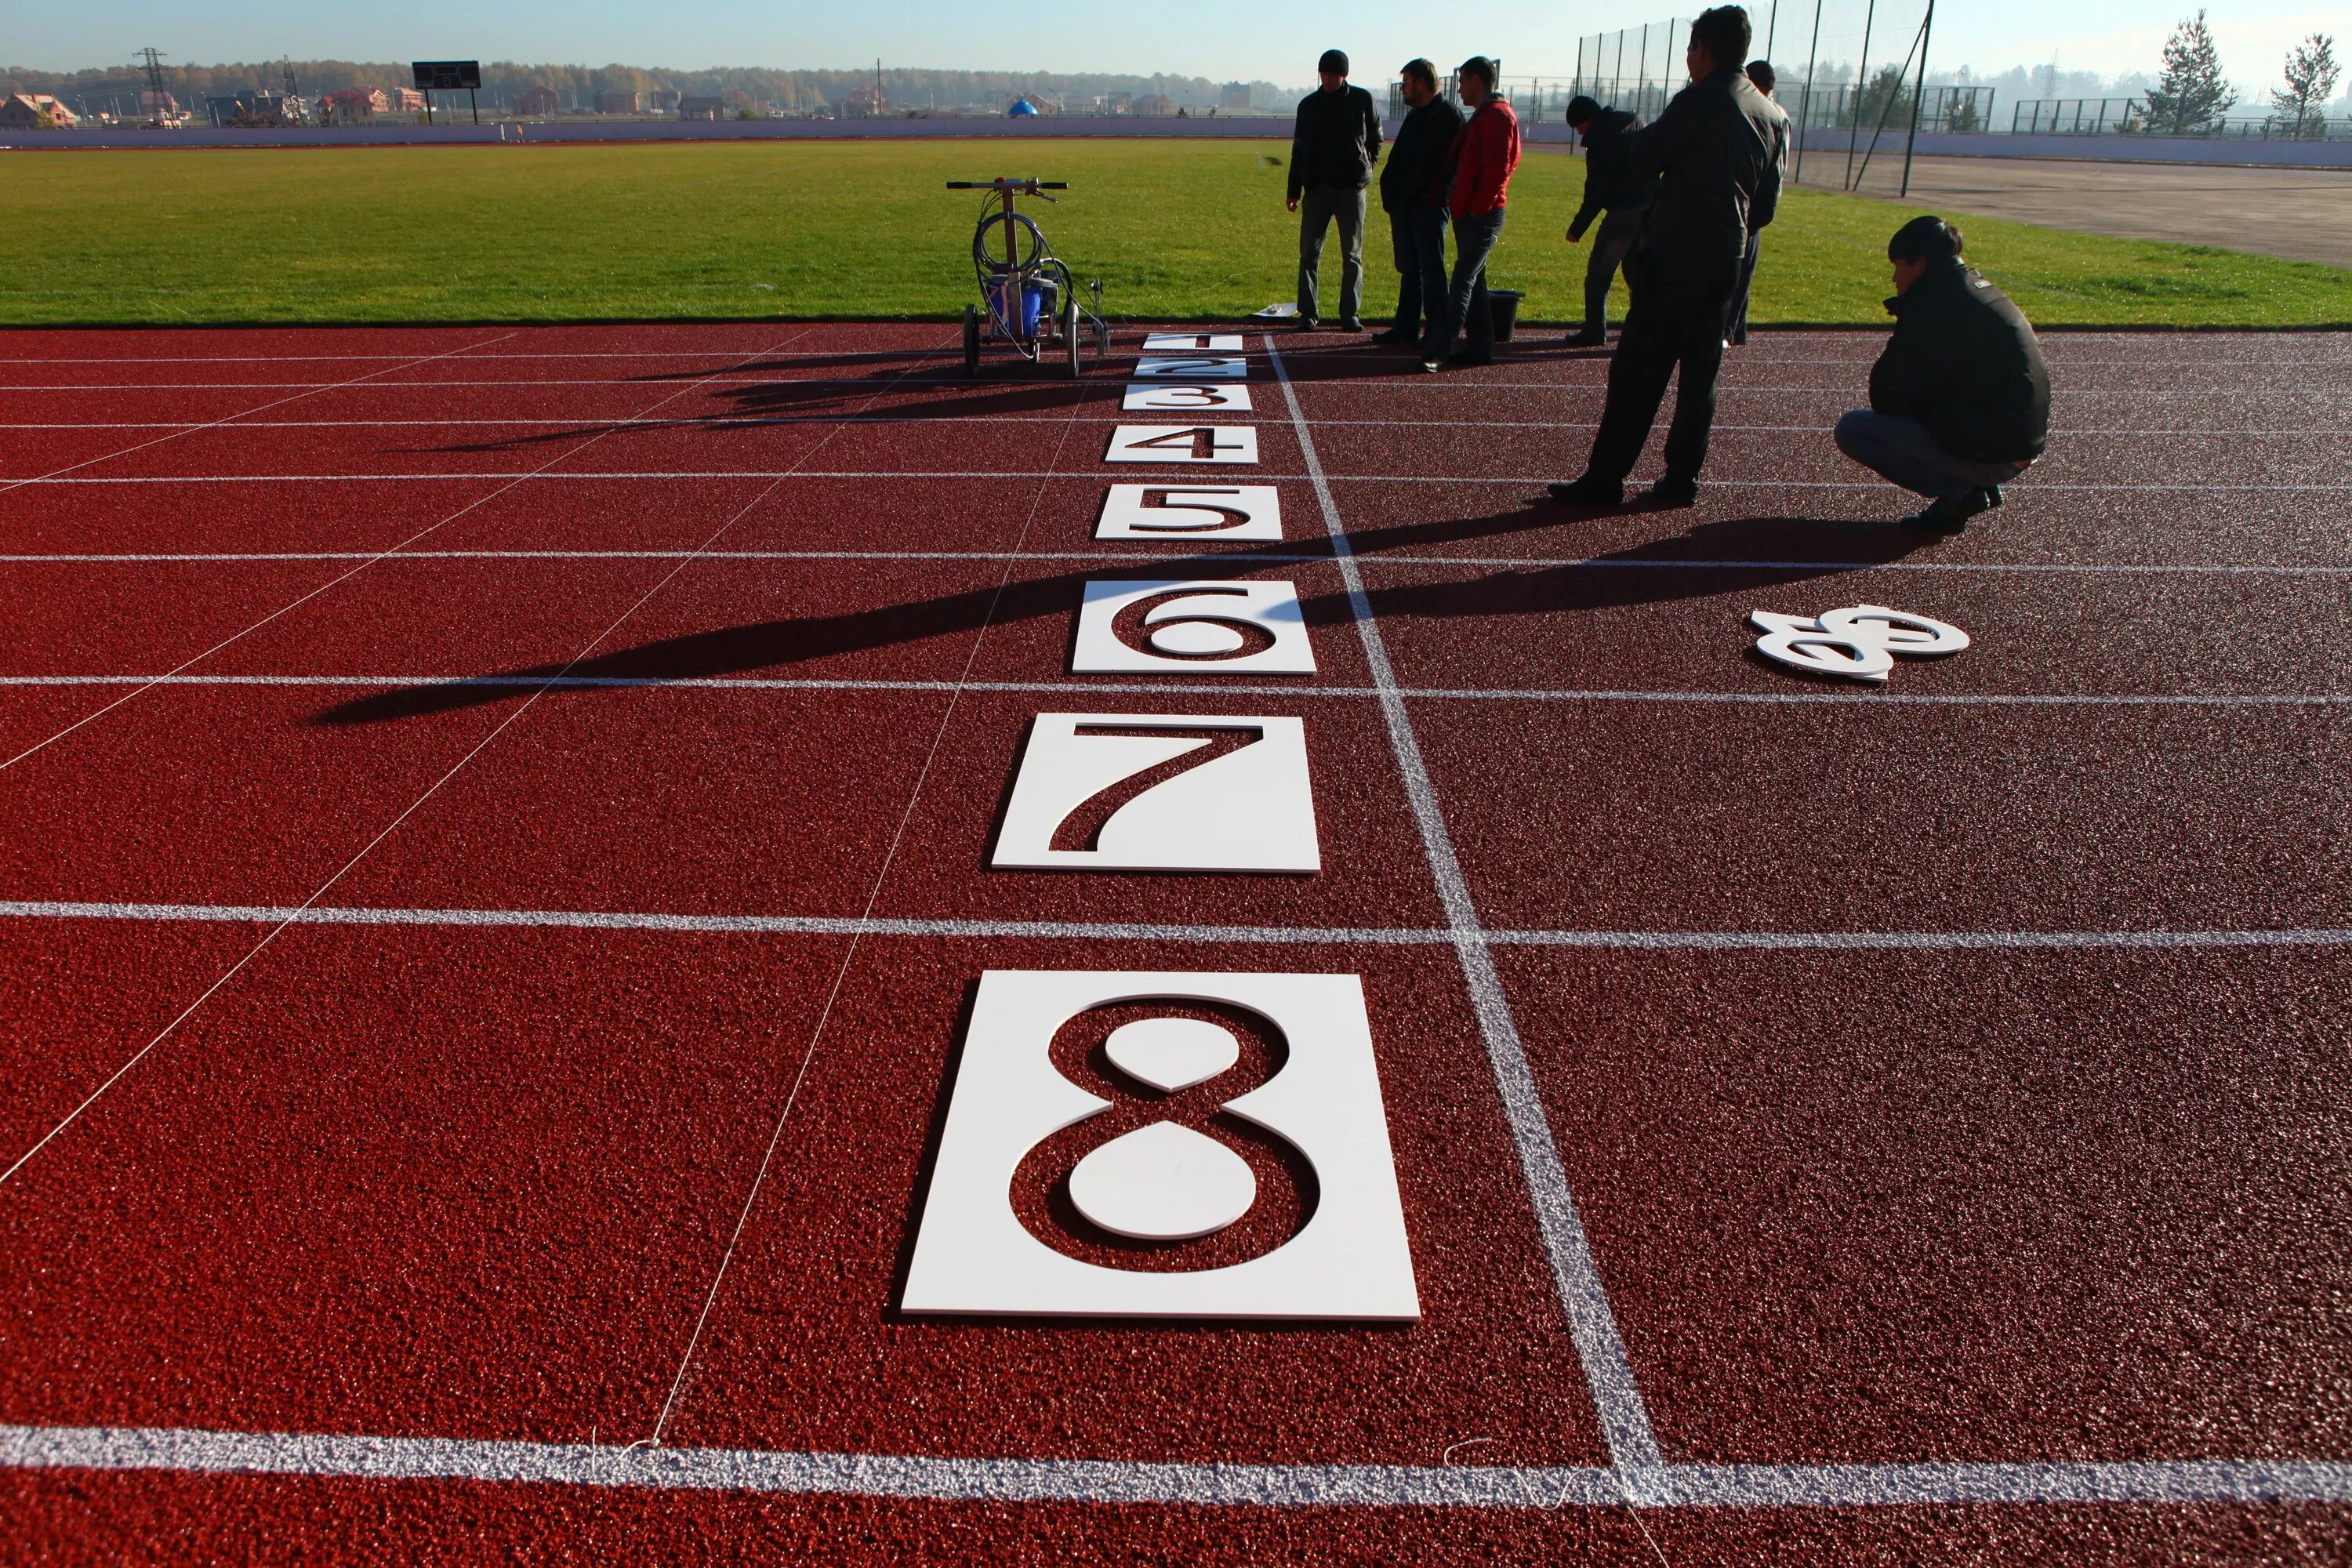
[1487,288,1523,342]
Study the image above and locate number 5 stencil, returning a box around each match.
[992,713,1319,873]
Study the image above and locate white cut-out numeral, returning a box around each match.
[1123,381,1254,412]
[1133,357,1248,382]
[1094,484,1282,540]
[992,713,1319,872]
[1105,425,1258,465]
[1749,604,1969,684]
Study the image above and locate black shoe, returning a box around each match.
[1417,358,1443,373]
[1900,488,1994,534]
[1548,474,1623,507]
[1370,327,1416,345]
[1563,329,1606,347]
[1985,485,2005,508]
[1340,315,1366,332]
[1640,475,1699,507]
[1295,316,1320,331]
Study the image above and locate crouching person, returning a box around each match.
[1835,216,2049,535]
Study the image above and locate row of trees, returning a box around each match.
[0,60,1292,116]
[2145,13,2340,137]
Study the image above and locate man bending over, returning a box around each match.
[1834,216,2050,535]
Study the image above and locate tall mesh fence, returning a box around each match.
[1566,2,1948,195]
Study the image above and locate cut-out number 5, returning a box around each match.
[1095,484,1282,539]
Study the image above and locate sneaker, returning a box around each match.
[1641,474,1699,507]
[1295,316,1321,331]
[1563,329,1606,347]
[1900,488,1994,535]
[1417,358,1443,373]
[1340,315,1366,332]
[1548,474,1623,507]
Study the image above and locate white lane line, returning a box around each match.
[18,470,2344,492]
[4,1423,2347,1509]
[3,675,2347,708]
[8,550,2352,578]
[1269,334,1666,1483]
[13,376,2343,395]
[8,900,2352,951]
[0,335,521,499]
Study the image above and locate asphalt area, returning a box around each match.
[1,319,2348,1564]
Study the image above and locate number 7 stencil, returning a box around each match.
[992,713,1319,873]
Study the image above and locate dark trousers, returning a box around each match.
[1425,207,1506,361]
[1834,409,2031,498]
[1297,184,1367,323]
[1582,207,1644,335]
[1388,206,1449,337]
[1583,249,1737,485]
[1726,230,1762,345]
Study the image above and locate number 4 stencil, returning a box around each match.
[992,713,1319,873]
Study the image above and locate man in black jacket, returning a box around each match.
[1553,5,1789,508]
[1835,216,2050,534]
[1373,59,1462,347]
[1287,49,1383,331]
[1563,95,1653,347]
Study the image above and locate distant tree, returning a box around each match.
[2143,12,2235,134]
[2270,34,2340,138]
[1837,63,1914,131]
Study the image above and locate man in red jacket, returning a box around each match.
[1420,56,1520,372]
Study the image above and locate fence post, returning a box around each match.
[1795,0,1824,183]
[1845,0,1878,190]
[1900,0,1935,195]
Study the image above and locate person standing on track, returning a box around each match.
[1833,216,2051,535]
[1373,59,1463,349]
[1552,5,1789,507]
[1287,49,1383,332]
[1419,56,1520,372]
[1723,60,1778,347]
[1562,94,1653,347]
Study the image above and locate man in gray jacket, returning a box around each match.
[1287,49,1382,331]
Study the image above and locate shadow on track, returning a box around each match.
[312,506,1931,727]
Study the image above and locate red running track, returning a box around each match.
[2,321,2349,1564]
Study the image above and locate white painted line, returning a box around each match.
[4,674,2347,708]
[17,471,2342,492]
[7,899,2352,951]
[1269,334,1664,1480]
[4,1423,2347,1509]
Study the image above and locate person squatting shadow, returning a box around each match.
[311,506,1933,728]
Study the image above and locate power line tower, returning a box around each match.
[280,56,308,125]
[136,46,172,125]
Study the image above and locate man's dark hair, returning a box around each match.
[1690,6,1754,68]
[1458,55,1497,89]
[1566,93,1600,125]
[1318,48,1349,76]
[1401,58,1438,89]
[1888,215,1964,262]
[1744,59,1777,93]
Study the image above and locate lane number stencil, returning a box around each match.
[1094,484,1282,541]
[993,713,1319,873]
[1105,425,1258,464]
[1750,604,1970,683]
[1073,579,1315,674]
[1132,357,1248,382]
[1142,333,1246,351]
[902,969,1419,1320]
[1123,382,1254,412]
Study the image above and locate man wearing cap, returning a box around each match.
[1552,6,1788,507]
[1288,49,1383,332]
[1563,94,1654,347]
[1373,59,1463,347]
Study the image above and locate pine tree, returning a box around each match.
[2270,34,2340,139]
[2143,11,2236,134]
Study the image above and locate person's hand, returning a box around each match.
[1287,198,1300,212]
[1566,228,1584,243]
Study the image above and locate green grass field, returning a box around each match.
[6,138,2347,328]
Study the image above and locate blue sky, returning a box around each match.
[13,0,2340,96]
